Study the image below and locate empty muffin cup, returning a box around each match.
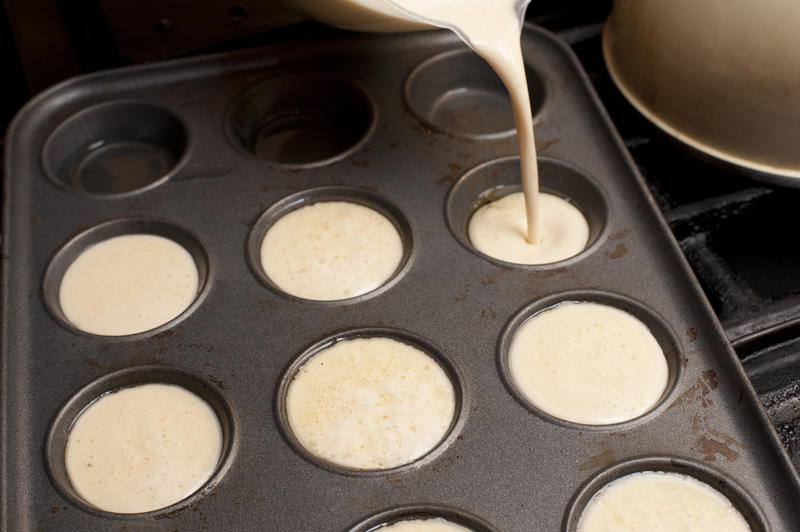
[227,74,376,167]
[446,156,607,266]
[42,101,186,195]
[277,328,463,474]
[405,48,546,139]
[565,456,766,532]
[43,218,209,337]
[45,365,236,516]
[498,291,681,428]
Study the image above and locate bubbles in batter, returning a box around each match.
[508,301,668,424]
[58,233,199,336]
[577,471,751,531]
[260,201,403,300]
[469,192,589,264]
[285,336,455,470]
[65,383,222,514]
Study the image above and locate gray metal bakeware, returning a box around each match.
[3,24,800,531]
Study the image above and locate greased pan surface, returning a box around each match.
[3,25,800,531]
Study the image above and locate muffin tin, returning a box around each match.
[3,25,800,530]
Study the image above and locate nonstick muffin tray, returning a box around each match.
[3,24,800,531]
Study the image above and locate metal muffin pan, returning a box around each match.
[3,25,800,530]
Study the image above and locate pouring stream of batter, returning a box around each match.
[386,0,540,243]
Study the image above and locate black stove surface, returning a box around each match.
[3,1,800,471]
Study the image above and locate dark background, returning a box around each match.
[0,1,610,133]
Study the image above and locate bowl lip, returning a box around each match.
[40,99,190,198]
[281,0,432,33]
[601,19,800,187]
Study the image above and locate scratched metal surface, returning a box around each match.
[3,25,800,531]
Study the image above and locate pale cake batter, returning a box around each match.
[380,517,473,531]
[577,471,751,532]
[286,337,455,470]
[508,302,668,425]
[65,383,223,514]
[59,233,199,336]
[468,191,589,264]
[260,201,403,300]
